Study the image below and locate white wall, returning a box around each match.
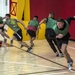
[0,0,10,39]
[0,0,10,17]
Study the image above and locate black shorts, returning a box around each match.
[0,26,4,32]
[27,30,36,37]
[13,29,23,41]
[57,32,70,47]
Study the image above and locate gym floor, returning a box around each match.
[0,36,75,75]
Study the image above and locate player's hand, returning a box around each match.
[74,16,75,18]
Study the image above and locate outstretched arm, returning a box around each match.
[17,20,27,30]
[39,18,47,25]
[66,16,75,25]
[37,18,47,32]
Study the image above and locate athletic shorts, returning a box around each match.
[13,29,23,41]
[27,30,36,37]
[57,32,70,46]
[0,26,4,32]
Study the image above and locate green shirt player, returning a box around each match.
[39,12,63,57]
[4,14,32,52]
[27,16,39,48]
[54,17,75,70]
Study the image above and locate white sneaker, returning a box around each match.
[55,52,59,57]
[60,53,64,57]
[68,60,73,70]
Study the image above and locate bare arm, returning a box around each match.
[35,18,47,38]
[39,18,47,25]
[17,20,27,30]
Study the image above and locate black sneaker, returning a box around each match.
[26,47,32,52]
[68,60,73,70]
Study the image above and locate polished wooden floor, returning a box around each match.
[0,36,75,75]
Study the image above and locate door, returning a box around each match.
[0,0,10,17]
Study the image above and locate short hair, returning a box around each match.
[34,16,38,19]
[57,18,65,23]
[49,12,55,18]
[5,14,10,18]
[50,12,54,15]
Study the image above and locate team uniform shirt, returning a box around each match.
[53,17,75,37]
[4,19,20,32]
[46,18,56,29]
[53,21,69,37]
[45,18,57,37]
[27,20,39,32]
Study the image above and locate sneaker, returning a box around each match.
[60,53,64,57]
[55,52,59,57]
[68,60,73,70]
[31,43,34,47]
[26,47,32,52]
[20,45,23,48]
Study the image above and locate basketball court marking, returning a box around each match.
[0,60,62,69]
[2,44,75,71]
[0,61,74,75]
[0,42,75,75]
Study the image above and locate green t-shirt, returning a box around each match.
[46,18,56,29]
[5,19,20,32]
[0,17,3,24]
[28,20,39,29]
[54,21,69,36]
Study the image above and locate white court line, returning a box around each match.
[0,60,62,69]
[68,46,75,50]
